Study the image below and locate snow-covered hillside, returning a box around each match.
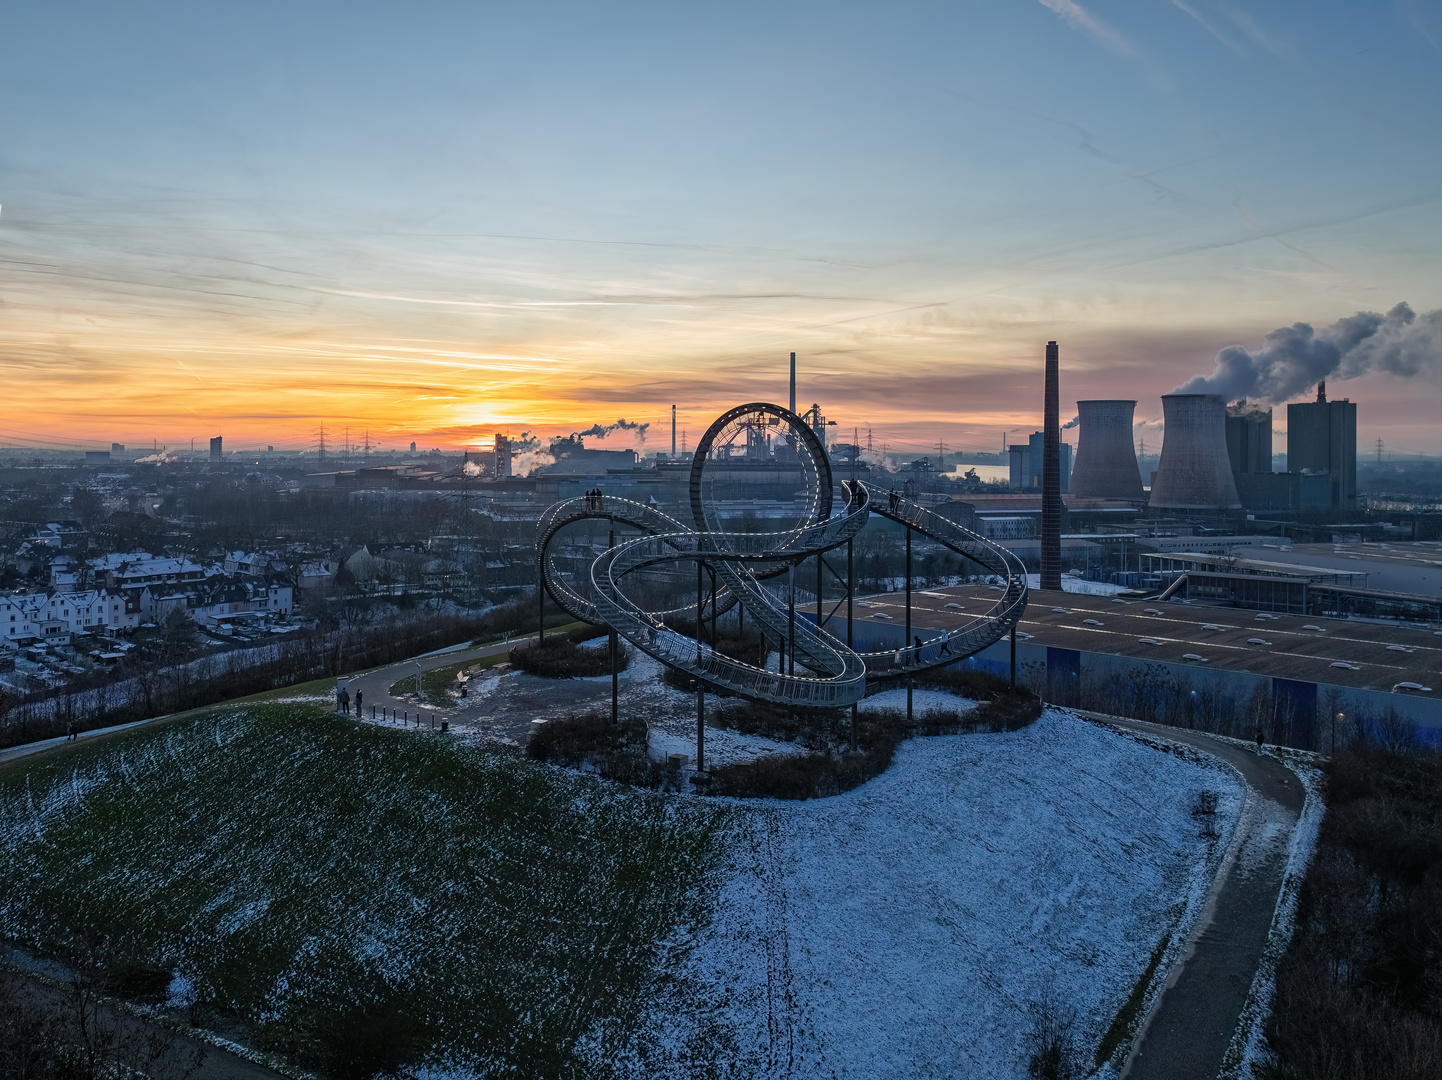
[599,709,1243,1079]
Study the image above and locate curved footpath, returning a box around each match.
[0,636,537,769]
[341,634,532,725]
[1090,715,1308,1080]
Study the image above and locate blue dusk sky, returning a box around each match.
[0,1,1439,455]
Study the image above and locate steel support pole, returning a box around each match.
[709,564,718,646]
[787,563,796,677]
[696,557,705,772]
[816,553,823,631]
[848,537,856,753]
[537,578,545,644]
[1010,626,1017,691]
[610,525,618,725]
[906,526,913,723]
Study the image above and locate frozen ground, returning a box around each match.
[648,726,807,770]
[1026,573,1130,596]
[599,709,1245,1079]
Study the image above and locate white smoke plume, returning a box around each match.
[1176,302,1442,403]
[1062,415,1080,430]
[573,418,650,442]
[511,450,555,476]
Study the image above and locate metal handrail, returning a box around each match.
[533,477,1029,708]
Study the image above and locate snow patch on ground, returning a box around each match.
[603,709,1243,1079]
[648,727,808,770]
[860,688,980,715]
[1026,574,1131,596]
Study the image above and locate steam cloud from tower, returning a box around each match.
[574,418,650,441]
[1174,302,1442,403]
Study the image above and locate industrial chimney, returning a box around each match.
[1070,400,1144,500]
[1040,342,1062,590]
[1149,394,1242,511]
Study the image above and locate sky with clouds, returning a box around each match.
[1,0,1440,456]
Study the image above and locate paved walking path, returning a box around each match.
[1089,716,1307,1080]
[0,636,542,768]
[4,958,288,1080]
[341,635,536,727]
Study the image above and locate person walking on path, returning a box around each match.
[337,685,350,715]
[354,689,363,714]
[1255,727,1265,755]
[939,628,951,656]
[65,722,75,742]
[913,635,924,665]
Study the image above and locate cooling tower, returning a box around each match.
[1149,394,1242,511]
[1070,400,1144,500]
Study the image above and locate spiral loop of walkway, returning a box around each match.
[534,403,1029,708]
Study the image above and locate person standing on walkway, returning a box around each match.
[354,689,363,714]
[339,686,351,715]
[913,635,924,665]
[1254,727,1265,755]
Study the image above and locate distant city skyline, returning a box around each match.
[2,1,1440,453]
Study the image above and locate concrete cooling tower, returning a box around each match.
[1149,394,1242,511]
[1069,400,1144,500]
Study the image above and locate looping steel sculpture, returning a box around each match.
[536,403,1028,708]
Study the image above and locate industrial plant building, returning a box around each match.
[1069,400,1145,501]
[1148,394,1243,512]
[1007,431,1072,492]
[1286,381,1357,510]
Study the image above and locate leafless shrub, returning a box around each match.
[1025,983,1083,1080]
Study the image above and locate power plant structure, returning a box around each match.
[1008,432,1072,492]
[1287,381,1357,510]
[1069,400,1144,500]
[1148,394,1242,512]
[1040,342,1063,590]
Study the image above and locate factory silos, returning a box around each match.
[1069,400,1144,500]
[1149,394,1242,511]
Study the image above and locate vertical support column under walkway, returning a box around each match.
[609,523,618,725]
[695,556,705,773]
[905,525,913,723]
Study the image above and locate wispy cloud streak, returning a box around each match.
[1036,0,1142,58]
[1170,0,1244,54]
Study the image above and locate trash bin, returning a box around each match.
[441,721,449,732]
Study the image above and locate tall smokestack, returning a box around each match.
[1070,400,1144,500]
[1041,341,1062,590]
[1149,394,1243,511]
[671,404,676,457]
[789,352,796,415]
